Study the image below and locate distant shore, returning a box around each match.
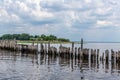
[17,40,72,44]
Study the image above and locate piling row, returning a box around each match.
[0,40,37,53]
[0,40,120,63]
[0,40,17,51]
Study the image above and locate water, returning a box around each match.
[0,43,120,80]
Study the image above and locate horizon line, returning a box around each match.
[73,41,120,43]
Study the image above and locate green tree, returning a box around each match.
[0,33,70,42]
[1,34,13,40]
[19,33,30,40]
[41,34,46,40]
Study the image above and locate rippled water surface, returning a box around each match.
[0,43,120,80]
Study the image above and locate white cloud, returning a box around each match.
[95,7,112,15]
[85,0,92,3]
[4,0,12,3]
[0,8,8,17]
[96,20,113,26]
[2,0,54,20]
[0,8,20,23]
[26,0,54,18]
[16,1,29,12]
[94,0,104,7]
[11,14,20,21]
[31,10,53,19]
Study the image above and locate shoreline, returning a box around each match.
[17,40,72,44]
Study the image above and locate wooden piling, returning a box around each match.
[78,47,81,60]
[71,42,74,59]
[1,39,120,66]
[111,49,114,61]
[91,49,96,64]
[71,42,74,53]
[45,43,47,54]
[105,50,109,63]
[40,43,44,53]
[96,49,99,59]
[118,51,120,61]
[83,48,89,60]
[48,42,50,53]
[75,47,77,63]
[81,38,83,50]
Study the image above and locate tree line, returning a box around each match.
[0,33,70,42]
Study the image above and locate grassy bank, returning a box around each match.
[17,40,72,44]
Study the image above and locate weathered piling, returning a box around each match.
[21,45,27,53]
[44,43,47,54]
[21,44,37,54]
[48,42,50,53]
[116,52,118,61]
[0,40,38,54]
[64,47,70,59]
[49,46,57,56]
[105,50,109,63]
[59,45,70,58]
[78,47,81,60]
[91,49,96,62]
[71,42,74,58]
[40,43,44,53]
[71,42,74,53]
[111,49,115,61]
[96,49,99,63]
[75,47,77,59]
[81,38,83,50]
[83,48,89,60]
[117,51,120,61]
[0,40,17,51]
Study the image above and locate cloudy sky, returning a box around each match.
[0,0,120,41]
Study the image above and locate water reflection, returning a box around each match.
[0,49,120,80]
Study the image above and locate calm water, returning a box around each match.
[0,43,120,80]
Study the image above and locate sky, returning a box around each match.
[0,0,120,41]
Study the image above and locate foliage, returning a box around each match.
[58,38,70,42]
[0,33,30,40]
[0,33,70,42]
